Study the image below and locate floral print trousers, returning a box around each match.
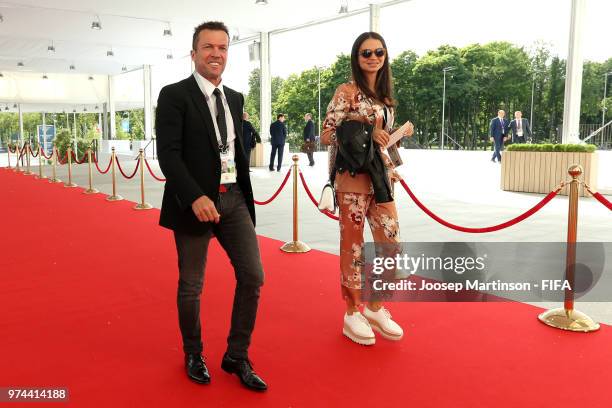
[337,192,401,305]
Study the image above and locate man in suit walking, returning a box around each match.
[489,109,508,163]
[302,113,316,166]
[156,21,267,391]
[269,113,287,172]
[507,111,532,144]
[242,112,260,163]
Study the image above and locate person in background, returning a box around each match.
[242,112,261,163]
[269,113,287,172]
[489,109,508,163]
[507,111,531,144]
[303,113,316,166]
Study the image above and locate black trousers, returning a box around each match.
[173,186,264,359]
[269,144,284,170]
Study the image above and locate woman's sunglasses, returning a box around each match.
[359,48,385,58]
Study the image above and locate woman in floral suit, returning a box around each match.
[321,32,413,346]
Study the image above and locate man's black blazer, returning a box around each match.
[155,75,255,235]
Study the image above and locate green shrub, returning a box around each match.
[506,143,597,153]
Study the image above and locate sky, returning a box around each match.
[223,0,612,94]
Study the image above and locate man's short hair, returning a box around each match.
[277,113,285,120]
[515,111,522,115]
[192,21,230,51]
[498,109,505,114]
[305,113,312,119]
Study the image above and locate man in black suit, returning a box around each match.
[155,21,267,391]
[242,112,260,164]
[303,113,315,166]
[268,113,287,172]
[507,111,532,144]
[488,109,509,163]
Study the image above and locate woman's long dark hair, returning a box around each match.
[350,32,395,107]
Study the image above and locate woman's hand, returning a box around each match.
[372,128,391,147]
[403,121,414,137]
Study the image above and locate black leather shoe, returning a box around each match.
[185,353,210,384]
[221,353,267,391]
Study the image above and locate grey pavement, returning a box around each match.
[3,149,612,324]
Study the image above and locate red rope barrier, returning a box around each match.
[115,156,140,179]
[298,170,340,221]
[254,167,292,205]
[94,155,112,174]
[28,145,40,158]
[592,192,612,211]
[143,158,166,182]
[56,149,68,165]
[71,150,87,164]
[8,145,16,154]
[399,179,560,233]
[40,148,53,160]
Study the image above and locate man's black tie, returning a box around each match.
[213,88,228,150]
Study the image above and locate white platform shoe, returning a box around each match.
[343,312,376,346]
[363,306,404,341]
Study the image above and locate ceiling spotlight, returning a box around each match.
[73,109,76,113]
[88,75,94,80]
[163,23,172,37]
[339,3,348,14]
[13,103,17,108]
[48,42,55,53]
[255,0,268,4]
[121,65,127,72]
[69,64,75,70]
[232,34,240,42]
[0,72,3,77]
[83,107,87,112]
[91,15,102,30]
[0,13,3,23]
[17,61,24,67]
[42,74,48,79]
[95,105,99,110]
[4,106,8,111]
[166,52,173,60]
[107,48,114,57]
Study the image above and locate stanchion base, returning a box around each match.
[24,170,34,175]
[106,195,124,202]
[49,178,62,183]
[134,203,153,210]
[84,188,99,194]
[64,182,78,188]
[538,308,600,332]
[35,175,48,180]
[280,240,311,253]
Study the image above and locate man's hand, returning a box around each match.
[191,195,220,223]
[372,128,391,147]
[489,137,493,143]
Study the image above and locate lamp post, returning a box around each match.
[602,72,612,130]
[530,69,545,141]
[316,65,327,138]
[441,66,455,150]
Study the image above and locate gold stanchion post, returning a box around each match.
[24,141,33,175]
[64,147,77,187]
[6,143,11,169]
[49,147,62,183]
[134,148,152,210]
[15,142,22,172]
[280,155,311,253]
[84,148,98,194]
[106,147,123,201]
[35,146,47,180]
[538,165,600,332]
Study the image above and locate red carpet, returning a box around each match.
[1,167,611,407]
